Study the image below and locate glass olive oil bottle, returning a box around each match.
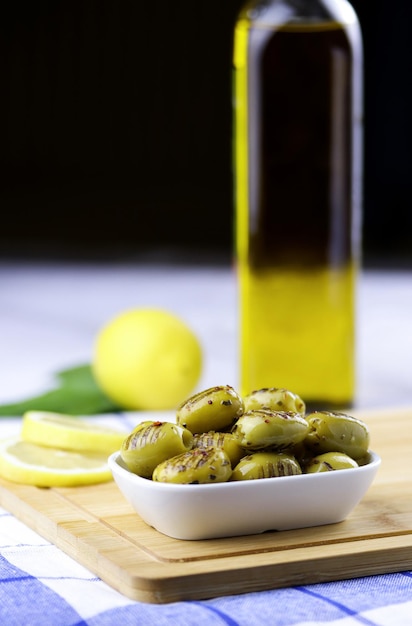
[233,0,363,408]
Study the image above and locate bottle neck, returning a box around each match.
[242,0,358,29]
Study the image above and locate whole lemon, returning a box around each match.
[92,308,202,411]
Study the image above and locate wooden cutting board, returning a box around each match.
[0,406,412,604]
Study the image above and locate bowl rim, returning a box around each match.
[108,449,381,490]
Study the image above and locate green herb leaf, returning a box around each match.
[0,364,122,417]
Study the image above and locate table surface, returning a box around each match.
[0,260,412,625]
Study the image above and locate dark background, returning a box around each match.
[0,1,411,266]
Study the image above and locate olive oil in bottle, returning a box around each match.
[233,0,363,408]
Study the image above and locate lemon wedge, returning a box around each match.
[0,437,112,487]
[21,411,127,454]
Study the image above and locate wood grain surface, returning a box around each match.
[0,407,411,604]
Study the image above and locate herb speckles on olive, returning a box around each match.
[305,451,359,473]
[193,431,245,467]
[121,421,194,478]
[176,385,244,434]
[233,409,309,451]
[153,447,232,484]
[305,411,370,460]
[244,388,306,415]
[231,451,302,480]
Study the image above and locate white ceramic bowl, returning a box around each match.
[108,450,381,540]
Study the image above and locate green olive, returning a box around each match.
[232,409,309,450]
[121,420,193,478]
[305,411,370,460]
[193,431,246,467]
[305,451,359,473]
[176,385,244,434]
[231,451,302,480]
[244,387,306,415]
[152,447,232,484]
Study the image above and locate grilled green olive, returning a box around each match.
[232,409,309,450]
[121,420,193,478]
[152,447,232,484]
[244,387,306,415]
[305,451,359,473]
[193,431,246,467]
[231,451,302,480]
[176,385,244,434]
[305,411,370,460]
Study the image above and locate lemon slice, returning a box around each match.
[0,437,112,487]
[21,411,127,454]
